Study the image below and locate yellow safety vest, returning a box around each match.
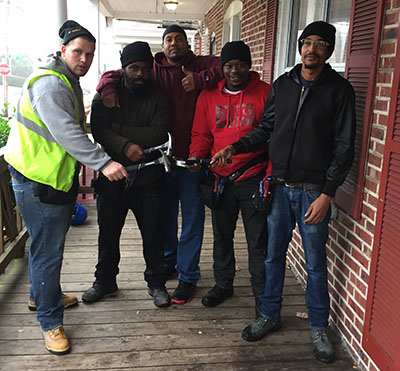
[5,69,85,192]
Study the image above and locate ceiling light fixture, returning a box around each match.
[164,1,179,11]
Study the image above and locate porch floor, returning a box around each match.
[0,206,355,370]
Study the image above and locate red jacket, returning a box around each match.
[97,50,224,158]
[189,71,271,180]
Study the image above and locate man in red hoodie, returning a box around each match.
[189,41,271,314]
[96,25,224,304]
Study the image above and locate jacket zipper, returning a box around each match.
[287,85,308,176]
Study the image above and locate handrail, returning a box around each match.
[0,148,29,275]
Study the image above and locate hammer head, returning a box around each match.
[165,133,172,157]
[158,148,171,173]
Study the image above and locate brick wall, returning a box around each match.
[287,1,400,370]
[201,0,268,73]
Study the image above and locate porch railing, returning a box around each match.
[0,149,29,275]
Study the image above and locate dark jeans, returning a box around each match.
[259,185,331,330]
[94,181,166,289]
[211,176,268,296]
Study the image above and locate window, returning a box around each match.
[274,0,351,79]
[222,1,243,46]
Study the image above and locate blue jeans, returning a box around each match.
[163,168,205,284]
[12,178,75,331]
[259,185,331,330]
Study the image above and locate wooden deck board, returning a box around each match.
[0,205,354,370]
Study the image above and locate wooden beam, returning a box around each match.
[0,228,28,275]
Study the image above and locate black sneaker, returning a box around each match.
[148,287,171,308]
[201,285,233,307]
[242,316,281,342]
[311,329,334,363]
[165,266,178,280]
[171,280,196,304]
[82,281,118,304]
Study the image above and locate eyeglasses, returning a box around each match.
[300,38,330,49]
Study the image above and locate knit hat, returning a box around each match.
[59,20,96,45]
[220,41,252,68]
[120,42,154,68]
[162,25,187,41]
[298,21,336,57]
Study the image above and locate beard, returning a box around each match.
[123,72,150,97]
[168,53,185,62]
[302,53,322,70]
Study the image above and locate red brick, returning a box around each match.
[344,254,361,275]
[364,178,379,193]
[376,114,388,127]
[382,26,398,40]
[347,232,362,250]
[362,243,373,259]
[367,153,383,169]
[338,213,356,232]
[374,141,385,155]
[359,228,373,247]
[348,296,365,320]
[346,318,362,343]
[374,98,389,112]
[385,11,400,25]
[354,290,367,309]
[381,41,396,55]
[360,269,369,285]
[350,246,369,270]
[361,205,376,224]
[376,71,392,84]
[379,85,394,98]
[331,220,347,238]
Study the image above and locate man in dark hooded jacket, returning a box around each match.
[212,21,356,363]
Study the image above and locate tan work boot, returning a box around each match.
[28,293,78,311]
[42,325,70,355]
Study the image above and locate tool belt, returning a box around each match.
[198,153,267,210]
[251,160,273,213]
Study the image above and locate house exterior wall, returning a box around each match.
[201,0,268,73]
[202,0,400,370]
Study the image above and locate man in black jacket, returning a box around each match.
[211,21,356,363]
[82,42,171,308]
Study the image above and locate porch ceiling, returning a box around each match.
[98,0,218,23]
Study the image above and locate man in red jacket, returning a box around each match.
[189,41,271,313]
[96,25,224,304]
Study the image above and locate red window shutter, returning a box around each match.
[335,0,385,219]
[362,23,400,370]
[261,0,278,84]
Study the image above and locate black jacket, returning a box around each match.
[233,64,356,197]
[91,78,170,188]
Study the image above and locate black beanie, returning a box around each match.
[162,25,187,41]
[59,20,96,45]
[120,42,154,69]
[298,21,336,58]
[220,41,252,68]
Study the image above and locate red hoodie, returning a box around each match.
[96,50,224,158]
[189,71,271,180]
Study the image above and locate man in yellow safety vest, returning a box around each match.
[5,20,127,355]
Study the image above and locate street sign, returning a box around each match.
[0,64,11,76]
